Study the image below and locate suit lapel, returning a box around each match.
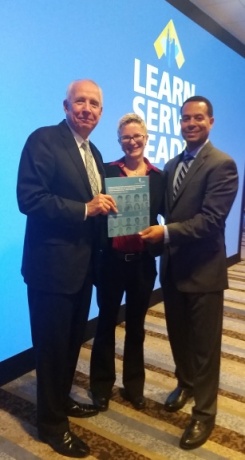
[169,142,212,209]
[167,154,181,210]
[172,155,204,206]
[89,141,106,194]
[58,120,103,196]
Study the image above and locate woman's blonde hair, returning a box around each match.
[117,113,147,138]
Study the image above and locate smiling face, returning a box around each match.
[180,101,214,151]
[63,80,103,138]
[118,121,148,161]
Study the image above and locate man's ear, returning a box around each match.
[63,99,68,113]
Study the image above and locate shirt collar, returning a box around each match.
[110,157,160,175]
[185,139,209,160]
[66,120,88,147]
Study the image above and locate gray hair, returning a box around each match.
[65,79,103,106]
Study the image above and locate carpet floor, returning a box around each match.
[0,257,244,459]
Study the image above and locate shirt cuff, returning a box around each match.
[84,204,87,220]
[164,225,169,244]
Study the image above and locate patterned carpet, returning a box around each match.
[0,257,245,459]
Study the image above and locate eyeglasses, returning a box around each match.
[119,134,145,143]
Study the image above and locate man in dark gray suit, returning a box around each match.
[140,96,238,450]
[17,79,116,458]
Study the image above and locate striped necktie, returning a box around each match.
[82,141,99,196]
[173,154,194,200]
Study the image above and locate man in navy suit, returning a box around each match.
[140,96,238,450]
[17,79,116,458]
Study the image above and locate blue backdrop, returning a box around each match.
[0,0,244,361]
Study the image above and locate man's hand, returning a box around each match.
[87,193,118,217]
[139,225,164,243]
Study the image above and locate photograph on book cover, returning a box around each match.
[105,176,150,237]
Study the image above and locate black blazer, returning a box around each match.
[17,119,106,294]
[161,141,238,292]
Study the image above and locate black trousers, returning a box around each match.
[162,267,223,422]
[28,275,92,435]
[90,250,156,399]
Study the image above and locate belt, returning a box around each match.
[113,251,144,262]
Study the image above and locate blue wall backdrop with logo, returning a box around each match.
[0,0,244,371]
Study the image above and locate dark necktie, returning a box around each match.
[173,154,193,199]
[82,141,99,196]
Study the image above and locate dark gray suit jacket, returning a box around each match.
[160,141,238,292]
[17,119,105,294]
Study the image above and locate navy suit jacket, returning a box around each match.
[160,141,238,292]
[17,119,105,294]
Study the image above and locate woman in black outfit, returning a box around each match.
[90,113,165,411]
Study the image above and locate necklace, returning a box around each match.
[124,162,146,176]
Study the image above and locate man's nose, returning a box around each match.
[188,117,198,124]
[81,101,91,111]
[186,119,197,128]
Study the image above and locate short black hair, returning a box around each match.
[181,96,213,117]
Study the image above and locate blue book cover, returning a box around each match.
[105,176,150,237]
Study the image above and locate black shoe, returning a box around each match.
[67,398,98,418]
[39,430,90,458]
[120,388,146,410]
[92,394,109,412]
[164,387,193,412]
[180,419,214,450]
